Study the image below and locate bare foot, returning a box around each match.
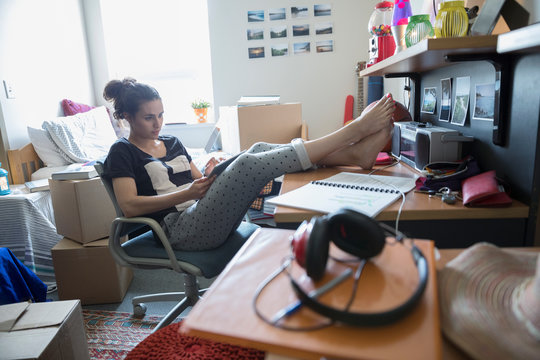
[346,94,394,143]
[318,124,393,169]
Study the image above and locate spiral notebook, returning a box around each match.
[267,172,417,217]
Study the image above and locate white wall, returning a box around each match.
[0,0,94,151]
[207,0,378,139]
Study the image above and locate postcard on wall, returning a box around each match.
[248,46,265,59]
[269,8,286,21]
[473,82,495,121]
[247,28,264,41]
[271,44,288,57]
[293,42,310,55]
[316,40,333,53]
[293,24,310,36]
[314,4,332,16]
[291,6,309,18]
[270,25,287,39]
[421,87,437,114]
[248,10,264,22]
[439,78,452,122]
[451,76,470,126]
[315,22,333,35]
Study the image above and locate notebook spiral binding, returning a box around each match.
[311,180,400,194]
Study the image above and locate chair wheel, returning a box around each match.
[133,303,147,317]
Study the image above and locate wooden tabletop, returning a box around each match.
[273,163,529,223]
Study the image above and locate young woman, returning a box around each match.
[103,78,395,251]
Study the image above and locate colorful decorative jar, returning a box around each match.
[405,14,435,47]
[433,0,468,38]
[367,1,396,66]
[0,162,11,195]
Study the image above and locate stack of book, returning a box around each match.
[51,163,98,181]
[237,95,280,107]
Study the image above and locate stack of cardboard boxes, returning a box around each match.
[49,177,133,305]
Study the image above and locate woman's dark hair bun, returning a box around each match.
[103,77,160,120]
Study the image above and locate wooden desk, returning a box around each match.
[273,164,530,248]
[183,228,442,360]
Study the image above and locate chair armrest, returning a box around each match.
[110,216,183,273]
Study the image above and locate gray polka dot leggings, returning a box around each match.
[163,141,313,250]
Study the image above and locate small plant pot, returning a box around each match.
[194,108,208,123]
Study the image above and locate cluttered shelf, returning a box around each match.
[359,35,498,77]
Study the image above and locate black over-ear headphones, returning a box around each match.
[290,208,428,326]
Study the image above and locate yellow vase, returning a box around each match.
[194,108,208,123]
[434,1,468,38]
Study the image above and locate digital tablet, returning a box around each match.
[209,150,246,177]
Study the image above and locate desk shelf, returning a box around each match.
[359,35,498,77]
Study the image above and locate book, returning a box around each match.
[51,164,98,181]
[237,95,280,106]
[25,178,50,192]
[267,172,417,217]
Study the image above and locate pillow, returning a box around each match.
[61,99,94,116]
[42,106,118,163]
[27,126,71,167]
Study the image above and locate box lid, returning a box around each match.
[1,301,77,331]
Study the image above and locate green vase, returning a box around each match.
[405,14,435,48]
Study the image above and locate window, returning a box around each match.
[100,0,214,124]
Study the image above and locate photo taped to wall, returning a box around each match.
[440,78,452,122]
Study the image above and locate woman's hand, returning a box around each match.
[203,156,226,177]
[187,176,215,200]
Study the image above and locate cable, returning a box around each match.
[252,256,367,331]
[367,157,406,235]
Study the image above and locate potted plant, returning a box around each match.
[191,99,211,123]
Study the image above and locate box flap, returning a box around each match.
[10,300,78,331]
[0,302,29,331]
[83,238,109,247]
[0,327,58,359]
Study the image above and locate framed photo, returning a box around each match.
[292,24,310,37]
[314,4,332,16]
[315,22,333,35]
[451,76,471,126]
[473,82,495,121]
[293,42,310,55]
[248,46,265,59]
[269,8,286,21]
[247,29,264,41]
[440,78,452,122]
[316,40,333,53]
[270,25,287,39]
[247,10,264,22]
[421,87,437,114]
[271,44,288,57]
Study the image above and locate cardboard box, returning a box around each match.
[218,103,303,153]
[49,177,116,243]
[51,237,133,305]
[0,300,89,360]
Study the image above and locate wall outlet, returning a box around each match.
[3,80,16,99]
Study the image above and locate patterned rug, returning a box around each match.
[83,309,166,360]
[83,309,266,360]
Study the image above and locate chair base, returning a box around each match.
[130,273,207,332]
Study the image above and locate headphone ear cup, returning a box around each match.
[328,209,386,259]
[304,217,330,281]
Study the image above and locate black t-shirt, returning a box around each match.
[103,135,194,222]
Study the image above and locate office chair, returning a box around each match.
[95,162,259,332]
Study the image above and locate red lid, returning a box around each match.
[375,1,394,9]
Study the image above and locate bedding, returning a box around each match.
[0,185,62,285]
[42,106,117,163]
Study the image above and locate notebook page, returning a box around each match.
[268,172,417,217]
